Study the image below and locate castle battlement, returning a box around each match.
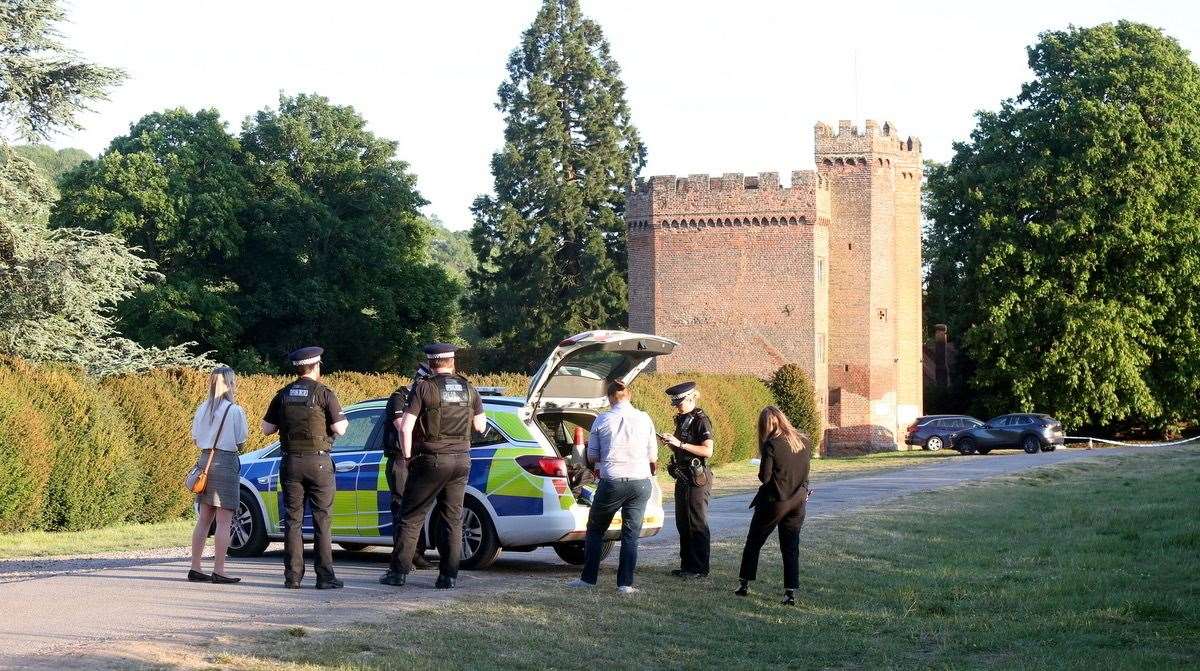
[814,120,922,157]
[627,169,829,228]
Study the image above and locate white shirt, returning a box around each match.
[192,399,248,452]
[587,400,658,480]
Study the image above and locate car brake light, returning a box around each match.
[551,478,568,495]
[516,455,569,478]
[906,423,917,435]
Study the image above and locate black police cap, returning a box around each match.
[665,381,698,402]
[288,346,323,366]
[423,343,458,360]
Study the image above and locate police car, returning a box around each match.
[227,330,675,569]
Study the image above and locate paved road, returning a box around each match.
[0,446,1145,669]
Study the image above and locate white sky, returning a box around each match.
[50,0,1198,231]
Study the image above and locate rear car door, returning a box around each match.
[327,408,383,536]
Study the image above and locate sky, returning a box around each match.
[48,0,1200,231]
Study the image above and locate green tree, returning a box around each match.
[427,215,476,281]
[923,22,1200,431]
[238,93,461,371]
[768,364,822,448]
[12,143,89,192]
[470,0,646,370]
[0,0,208,375]
[52,108,251,362]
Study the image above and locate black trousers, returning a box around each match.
[739,497,806,589]
[674,469,712,574]
[392,452,470,577]
[384,454,408,569]
[281,452,335,584]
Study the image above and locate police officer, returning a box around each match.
[381,343,486,589]
[658,381,715,579]
[261,347,348,589]
[379,363,432,583]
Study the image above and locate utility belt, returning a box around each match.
[667,454,709,488]
[283,449,330,457]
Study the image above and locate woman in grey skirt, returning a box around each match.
[188,366,249,584]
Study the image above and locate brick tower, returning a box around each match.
[625,120,921,451]
[814,120,922,451]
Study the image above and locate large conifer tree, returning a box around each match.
[469,0,646,370]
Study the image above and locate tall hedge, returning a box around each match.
[768,364,823,450]
[0,363,774,533]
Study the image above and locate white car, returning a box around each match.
[227,330,675,569]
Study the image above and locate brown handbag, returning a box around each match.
[187,404,233,494]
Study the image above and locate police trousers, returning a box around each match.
[675,470,712,574]
[392,452,470,577]
[281,452,335,584]
[739,496,807,589]
[384,454,408,560]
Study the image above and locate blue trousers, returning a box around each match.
[580,477,652,587]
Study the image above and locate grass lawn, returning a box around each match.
[217,446,1199,670]
[0,518,193,559]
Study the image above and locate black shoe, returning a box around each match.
[379,571,407,586]
[316,578,344,590]
[211,573,241,584]
[670,569,687,578]
[734,580,749,597]
[284,581,302,589]
[782,590,796,606]
[187,569,211,582]
[434,575,456,589]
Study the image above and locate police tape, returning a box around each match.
[1063,434,1200,448]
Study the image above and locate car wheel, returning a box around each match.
[1023,435,1041,454]
[956,438,977,455]
[976,444,992,455]
[338,542,369,552]
[227,488,269,557]
[1044,443,1057,452]
[553,540,615,565]
[435,497,501,571]
[925,435,944,452]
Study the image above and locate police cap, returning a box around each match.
[664,381,698,405]
[423,343,458,360]
[288,346,323,366]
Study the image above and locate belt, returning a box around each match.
[284,450,329,456]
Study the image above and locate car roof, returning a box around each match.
[919,414,979,420]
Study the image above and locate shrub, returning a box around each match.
[0,367,55,532]
[768,364,822,449]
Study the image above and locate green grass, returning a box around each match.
[217,447,1200,670]
[0,518,193,559]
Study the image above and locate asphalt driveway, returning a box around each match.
[0,445,1146,669]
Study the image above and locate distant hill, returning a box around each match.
[13,144,91,195]
[426,215,476,280]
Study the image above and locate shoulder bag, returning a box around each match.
[186,403,234,494]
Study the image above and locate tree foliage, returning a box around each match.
[0,0,208,376]
[923,22,1200,430]
[470,0,646,370]
[0,0,125,140]
[12,143,88,189]
[52,108,250,360]
[768,364,822,447]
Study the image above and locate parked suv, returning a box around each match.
[953,413,1065,455]
[904,415,983,451]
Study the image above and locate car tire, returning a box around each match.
[1044,443,1057,452]
[227,488,269,557]
[976,445,992,455]
[435,496,501,571]
[956,438,977,455]
[338,542,369,552]
[1023,435,1041,454]
[925,435,944,452]
[553,540,615,565]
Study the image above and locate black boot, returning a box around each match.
[379,570,407,586]
[435,575,456,589]
[734,580,749,597]
[781,589,795,606]
[316,577,344,590]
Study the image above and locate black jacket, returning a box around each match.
[750,434,812,508]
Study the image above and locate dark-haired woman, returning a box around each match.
[188,366,248,584]
[735,405,812,605]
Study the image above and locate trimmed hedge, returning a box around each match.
[0,362,774,533]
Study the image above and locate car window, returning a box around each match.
[472,421,506,447]
[950,418,968,429]
[992,416,1012,427]
[332,409,382,453]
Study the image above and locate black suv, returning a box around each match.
[904,415,983,451]
[953,414,1065,455]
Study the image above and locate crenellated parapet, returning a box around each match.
[814,120,921,160]
[627,170,829,232]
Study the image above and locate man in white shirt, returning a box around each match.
[567,380,658,593]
